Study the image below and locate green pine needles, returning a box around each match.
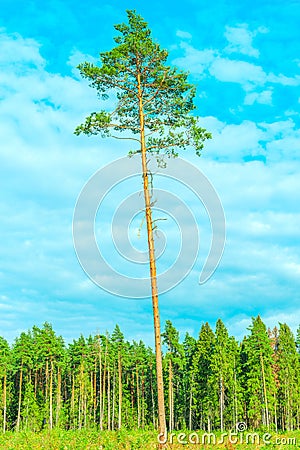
[74,10,211,161]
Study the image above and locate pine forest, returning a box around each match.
[0,316,299,436]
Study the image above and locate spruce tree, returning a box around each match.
[241,316,276,430]
[191,322,215,431]
[162,320,184,431]
[277,323,300,431]
[210,319,231,431]
[182,332,197,429]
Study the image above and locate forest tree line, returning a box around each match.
[0,316,299,433]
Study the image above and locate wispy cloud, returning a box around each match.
[224,24,268,58]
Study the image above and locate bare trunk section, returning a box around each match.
[56,366,61,427]
[49,358,53,429]
[168,359,174,431]
[260,352,269,430]
[118,351,122,430]
[16,363,23,431]
[107,364,111,430]
[3,372,7,433]
[137,71,166,442]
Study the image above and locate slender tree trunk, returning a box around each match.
[101,337,108,431]
[141,371,145,429]
[78,363,83,429]
[3,372,7,433]
[260,353,269,430]
[107,364,111,430]
[112,364,116,431]
[84,391,87,428]
[93,369,97,425]
[150,364,155,428]
[274,392,278,433]
[233,359,238,428]
[16,363,23,431]
[287,382,291,431]
[34,370,38,399]
[189,377,193,430]
[168,359,173,431]
[118,351,122,430]
[56,366,61,427]
[98,336,103,430]
[137,70,166,441]
[136,365,140,428]
[71,373,75,429]
[220,375,224,432]
[49,359,53,429]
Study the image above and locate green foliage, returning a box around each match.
[276,323,300,431]
[241,316,276,430]
[74,10,211,162]
[0,317,300,434]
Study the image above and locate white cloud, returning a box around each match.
[172,42,217,75]
[0,28,45,70]
[67,49,98,78]
[244,89,273,105]
[224,24,269,58]
[267,73,300,86]
[176,30,192,40]
[209,57,267,88]
[200,118,265,159]
[225,24,259,58]
[174,24,300,98]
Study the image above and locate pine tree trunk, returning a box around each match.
[118,351,122,430]
[233,360,238,428]
[3,372,7,433]
[112,364,116,430]
[137,70,166,442]
[78,363,83,429]
[168,359,174,431]
[98,336,103,430]
[220,375,224,432]
[260,353,269,430]
[136,365,140,428]
[274,392,278,433]
[71,373,75,429]
[150,364,155,428]
[16,363,23,432]
[141,371,145,429]
[101,337,108,431]
[34,370,37,399]
[49,358,53,429]
[56,366,61,427]
[107,364,111,430]
[93,369,97,424]
[189,378,193,430]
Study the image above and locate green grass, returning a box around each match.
[0,429,299,449]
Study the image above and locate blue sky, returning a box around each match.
[1,0,300,345]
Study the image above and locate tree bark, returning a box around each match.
[16,363,23,432]
[3,372,7,433]
[118,351,122,430]
[107,364,111,430]
[49,358,53,429]
[137,70,166,442]
[260,352,269,430]
[56,366,61,427]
